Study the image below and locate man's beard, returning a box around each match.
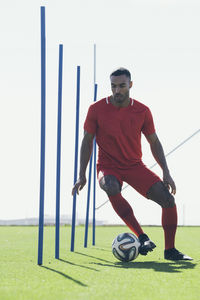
[113,92,128,103]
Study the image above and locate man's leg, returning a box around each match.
[147,181,192,260]
[99,175,144,237]
[147,181,177,249]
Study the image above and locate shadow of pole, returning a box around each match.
[59,258,99,272]
[75,251,113,264]
[40,265,88,287]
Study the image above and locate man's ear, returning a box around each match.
[129,81,133,88]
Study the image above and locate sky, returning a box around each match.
[0,0,199,225]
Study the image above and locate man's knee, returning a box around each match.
[146,181,175,208]
[162,194,175,208]
[99,175,121,196]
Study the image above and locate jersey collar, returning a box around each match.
[106,97,134,106]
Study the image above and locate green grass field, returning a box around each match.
[0,226,199,300]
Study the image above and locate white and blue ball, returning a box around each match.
[112,232,141,262]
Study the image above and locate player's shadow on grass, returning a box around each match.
[75,251,196,273]
[92,261,197,273]
[40,266,87,287]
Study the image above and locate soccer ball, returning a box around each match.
[112,232,141,262]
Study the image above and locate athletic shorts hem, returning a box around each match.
[97,163,162,198]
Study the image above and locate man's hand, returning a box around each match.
[72,176,87,196]
[163,171,176,195]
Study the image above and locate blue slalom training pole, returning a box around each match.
[84,83,98,248]
[55,44,63,259]
[38,6,46,266]
[71,66,81,252]
[92,83,98,246]
[84,151,93,247]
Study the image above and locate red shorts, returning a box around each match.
[97,162,161,198]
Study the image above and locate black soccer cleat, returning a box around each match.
[164,248,193,261]
[138,233,156,256]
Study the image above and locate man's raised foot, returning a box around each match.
[138,233,156,256]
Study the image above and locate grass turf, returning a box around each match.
[0,226,199,300]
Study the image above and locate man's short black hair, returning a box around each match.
[110,68,131,80]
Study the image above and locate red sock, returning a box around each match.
[109,193,144,237]
[162,205,177,250]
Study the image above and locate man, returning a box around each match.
[72,68,192,261]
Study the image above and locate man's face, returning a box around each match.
[110,75,132,103]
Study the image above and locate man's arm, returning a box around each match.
[72,131,94,196]
[146,133,176,195]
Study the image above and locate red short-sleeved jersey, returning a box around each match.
[84,96,156,169]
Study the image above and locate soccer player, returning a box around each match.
[72,68,192,261]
